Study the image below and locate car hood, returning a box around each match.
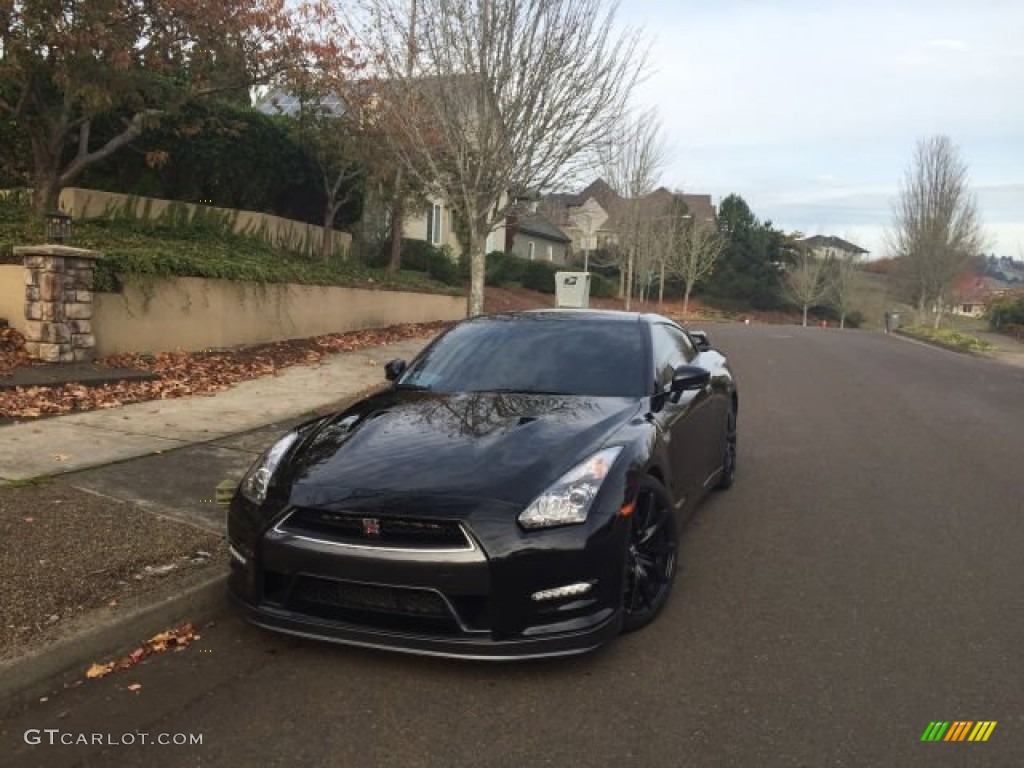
[281,389,642,508]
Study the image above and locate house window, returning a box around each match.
[485,233,493,253]
[528,242,535,261]
[426,203,443,245]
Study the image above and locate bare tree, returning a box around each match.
[826,247,861,329]
[661,198,724,315]
[598,107,667,309]
[886,136,984,328]
[783,246,830,326]
[361,0,645,315]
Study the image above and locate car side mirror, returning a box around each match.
[670,365,710,393]
[384,359,407,381]
[689,330,711,352]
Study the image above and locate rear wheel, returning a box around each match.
[622,476,679,633]
[716,404,737,490]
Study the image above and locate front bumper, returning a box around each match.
[229,590,621,660]
[228,494,629,660]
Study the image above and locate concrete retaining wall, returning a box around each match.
[92,276,465,356]
[0,265,25,331]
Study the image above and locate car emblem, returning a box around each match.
[361,517,381,537]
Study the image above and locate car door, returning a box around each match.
[648,323,711,507]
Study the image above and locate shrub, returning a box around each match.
[987,293,1024,329]
[521,260,558,293]
[844,310,864,329]
[484,251,525,286]
[364,238,464,286]
[588,272,618,299]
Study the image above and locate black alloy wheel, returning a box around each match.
[717,404,738,490]
[622,476,679,632]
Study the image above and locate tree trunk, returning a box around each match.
[658,260,665,308]
[618,268,625,299]
[932,296,944,329]
[683,285,692,316]
[320,200,336,263]
[33,174,61,217]
[802,304,808,327]
[839,312,846,330]
[468,226,486,316]
[917,291,927,326]
[624,250,634,311]
[387,170,405,273]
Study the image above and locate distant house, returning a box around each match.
[505,206,573,264]
[797,235,869,260]
[951,274,1007,318]
[539,179,717,261]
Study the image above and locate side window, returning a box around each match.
[650,324,696,389]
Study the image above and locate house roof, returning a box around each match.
[513,210,572,244]
[538,179,717,236]
[798,235,869,255]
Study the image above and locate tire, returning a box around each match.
[716,403,738,490]
[622,476,679,633]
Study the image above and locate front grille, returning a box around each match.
[288,575,460,634]
[278,508,471,550]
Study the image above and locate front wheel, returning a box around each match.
[622,476,679,633]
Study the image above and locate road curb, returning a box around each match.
[0,569,227,717]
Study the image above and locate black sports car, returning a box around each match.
[227,310,738,659]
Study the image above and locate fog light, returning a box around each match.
[531,582,593,602]
[228,543,248,566]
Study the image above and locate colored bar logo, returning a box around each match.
[921,721,996,742]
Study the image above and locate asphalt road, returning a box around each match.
[4,324,1023,767]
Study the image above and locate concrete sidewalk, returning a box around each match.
[0,337,431,482]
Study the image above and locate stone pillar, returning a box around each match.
[15,245,103,363]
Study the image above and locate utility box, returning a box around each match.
[555,272,591,309]
[884,311,902,333]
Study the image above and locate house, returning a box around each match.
[797,235,869,260]
[950,274,1007,318]
[539,179,717,262]
[505,206,573,264]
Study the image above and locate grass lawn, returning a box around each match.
[0,193,462,296]
[898,325,995,352]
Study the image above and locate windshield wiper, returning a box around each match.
[394,382,433,391]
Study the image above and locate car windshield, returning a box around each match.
[397,314,647,397]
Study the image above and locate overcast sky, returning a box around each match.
[617,0,1024,258]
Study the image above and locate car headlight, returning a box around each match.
[239,432,300,504]
[518,447,623,530]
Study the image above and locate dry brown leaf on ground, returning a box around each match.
[2,322,449,421]
[85,662,115,679]
[82,621,200,682]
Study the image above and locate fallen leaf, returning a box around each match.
[85,662,114,679]
[51,454,70,462]
[127,683,142,692]
[24,517,34,523]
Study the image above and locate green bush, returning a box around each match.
[364,238,464,287]
[845,310,864,329]
[521,260,558,293]
[590,272,618,299]
[485,251,526,286]
[987,293,1024,329]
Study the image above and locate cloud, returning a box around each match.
[927,38,970,52]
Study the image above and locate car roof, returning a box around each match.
[511,308,678,326]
